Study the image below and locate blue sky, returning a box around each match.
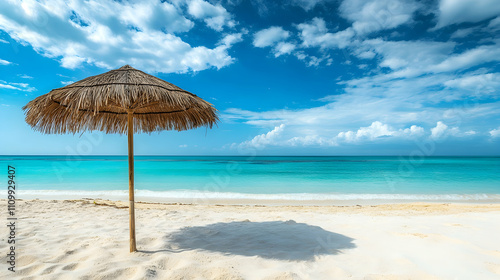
[0,0,499,156]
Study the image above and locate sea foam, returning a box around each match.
[17,189,500,202]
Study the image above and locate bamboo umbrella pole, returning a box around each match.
[128,111,137,252]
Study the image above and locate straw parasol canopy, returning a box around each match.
[23,65,217,134]
[23,65,218,252]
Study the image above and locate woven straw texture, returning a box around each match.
[23,65,218,134]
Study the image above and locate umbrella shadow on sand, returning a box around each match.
[155,220,356,261]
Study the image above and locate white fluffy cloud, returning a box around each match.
[186,0,235,31]
[450,27,479,39]
[337,122,425,143]
[230,120,428,148]
[432,44,500,74]
[237,124,286,149]
[297,18,354,49]
[287,135,337,147]
[0,0,240,73]
[291,0,326,11]
[0,80,35,91]
[0,58,11,65]
[444,73,500,97]
[252,21,341,65]
[273,42,296,57]
[340,0,421,35]
[253,26,290,48]
[219,33,244,47]
[429,121,475,139]
[403,125,425,137]
[120,1,194,33]
[490,127,500,138]
[489,16,500,30]
[338,121,394,142]
[253,27,299,58]
[431,121,448,139]
[60,80,74,86]
[435,0,500,28]
[358,39,500,78]
[359,39,455,76]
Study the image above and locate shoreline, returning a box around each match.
[8,198,500,211]
[54,198,500,213]
[17,191,500,206]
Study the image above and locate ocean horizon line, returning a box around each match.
[2,155,500,157]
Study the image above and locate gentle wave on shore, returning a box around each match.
[18,189,500,203]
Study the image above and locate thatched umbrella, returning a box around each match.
[23,65,218,252]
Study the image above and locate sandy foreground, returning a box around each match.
[1,199,500,280]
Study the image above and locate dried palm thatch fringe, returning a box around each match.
[23,65,218,134]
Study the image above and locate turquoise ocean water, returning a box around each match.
[2,156,500,201]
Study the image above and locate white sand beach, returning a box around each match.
[2,199,500,279]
